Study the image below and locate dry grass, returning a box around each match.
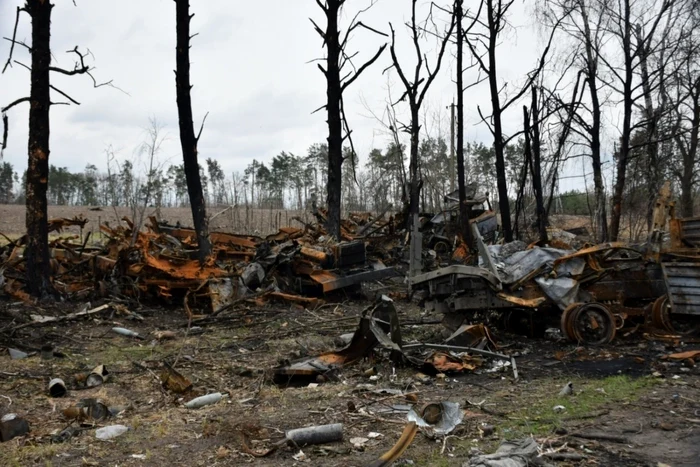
[0,204,313,237]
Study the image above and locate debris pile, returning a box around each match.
[416,184,698,347]
[0,215,400,313]
[274,296,516,385]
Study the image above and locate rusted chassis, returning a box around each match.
[412,243,697,345]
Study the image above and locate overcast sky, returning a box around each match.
[1,0,595,191]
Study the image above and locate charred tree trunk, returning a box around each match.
[530,87,547,244]
[636,23,661,231]
[516,106,532,240]
[485,0,512,242]
[408,106,420,224]
[455,0,474,253]
[679,79,700,217]
[175,0,211,262]
[25,0,54,299]
[389,2,453,234]
[580,0,608,243]
[609,0,633,241]
[324,1,343,240]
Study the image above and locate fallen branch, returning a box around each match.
[10,304,111,332]
[542,452,585,461]
[569,432,629,443]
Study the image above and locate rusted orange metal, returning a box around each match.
[141,252,230,280]
[552,242,631,267]
[496,293,546,308]
[300,246,329,263]
[425,351,480,372]
[268,291,321,308]
[265,227,303,242]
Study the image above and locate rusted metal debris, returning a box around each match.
[0,213,400,314]
[413,184,700,345]
[273,296,511,385]
[367,422,418,467]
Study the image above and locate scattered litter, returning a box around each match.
[48,378,67,398]
[51,426,84,443]
[407,402,463,435]
[152,330,177,341]
[465,437,538,467]
[160,364,192,394]
[40,344,54,360]
[95,425,129,440]
[286,423,343,446]
[553,405,566,413]
[112,327,142,339]
[185,393,223,409]
[63,399,111,421]
[8,348,28,360]
[350,437,369,449]
[86,365,109,388]
[292,450,307,461]
[0,413,30,442]
[559,381,573,396]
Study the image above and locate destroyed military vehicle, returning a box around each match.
[412,185,700,345]
[422,187,498,254]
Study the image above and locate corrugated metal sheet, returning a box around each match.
[679,218,700,248]
[662,262,700,315]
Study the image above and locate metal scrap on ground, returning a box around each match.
[0,212,402,315]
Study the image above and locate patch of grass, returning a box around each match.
[411,446,453,467]
[499,375,658,438]
[0,442,69,467]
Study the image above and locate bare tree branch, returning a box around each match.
[1,7,26,74]
[49,85,80,105]
[1,97,30,113]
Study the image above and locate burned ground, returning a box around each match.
[1,294,699,467]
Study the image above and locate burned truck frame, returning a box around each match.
[412,185,700,345]
[422,189,498,254]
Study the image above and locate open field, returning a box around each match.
[0,205,596,239]
[1,292,699,466]
[0,205,313,238]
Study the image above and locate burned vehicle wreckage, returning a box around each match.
[412,186,700,345]
[1,185,698,347]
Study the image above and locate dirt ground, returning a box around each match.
[1,290,699,467]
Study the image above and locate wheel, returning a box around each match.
[651,295,669,331]
[651,295,700,336]
[566,302,616,345]
[560,302,581,341]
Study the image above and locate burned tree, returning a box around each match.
[2,1,108,298]
[603,0,676,240]
[529,87,548,244]
[671,2,700,217]
[175,0,211,262]
[312,1,387,240]
[466,0,562,242]
[454,0,475,252]
[537,0,609,241]
[388,1,455,229]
